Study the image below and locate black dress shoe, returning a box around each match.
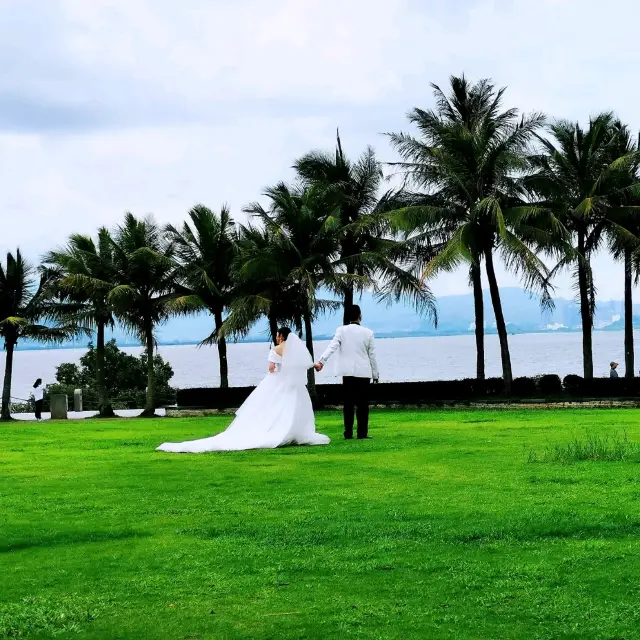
[344,435,354,440]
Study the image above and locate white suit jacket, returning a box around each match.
[319,323,379,380]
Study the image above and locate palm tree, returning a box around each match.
[618,225,640,379]
[386,75,554,392]
[42,229,117,416]
[618,209,640,378]
[0,250,81,420]
[294,132,437,326]
[224,183,341,397]
[527,113,640,379]
[600,122,640,379]
[166,205,238,389]
[108,213,179,416]
[225,223,302,344]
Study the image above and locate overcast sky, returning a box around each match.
[1,0,639,302]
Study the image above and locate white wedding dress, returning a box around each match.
[156,334,330,453]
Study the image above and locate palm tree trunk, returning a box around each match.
[269,314,278,345]
[484,249,513,394]
[624,247,634,378]
[96,322,114,417]
[1,341,15,421]
[295,316,303,339]
[343,266,355,325]
[214,309,229,388]
[141,320,156,417]
[577,233,594,379]
[471,262,485,380]
[303,312,316,401]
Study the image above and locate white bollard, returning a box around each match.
[73,389,83,413]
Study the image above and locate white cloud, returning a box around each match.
[57,0,419,104]
[0,117,338,258]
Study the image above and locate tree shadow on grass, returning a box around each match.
[0,528,150,553]
[455,518,640,545]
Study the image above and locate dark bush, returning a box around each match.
[484,377,506,396]
[416,379,476,401]
[177,378,511,409]
[562,375,640,398]
[177,386,254,409]
[537,374,563,396]
[563,374,584,396]
[512,376,537,397]
[175,374,640,410]
[582,377,640,398]
[584,378,612,398]
[362,380,484,405]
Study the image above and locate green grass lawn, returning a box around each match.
[2,409,640,639]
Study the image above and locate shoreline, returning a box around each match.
[5,327,635,352]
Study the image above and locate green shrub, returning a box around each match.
[512,377,537,396]
[563,374,584,395]
[48,340,175,410]
[537,374,563,396]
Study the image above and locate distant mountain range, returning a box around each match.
[7,287,638,351]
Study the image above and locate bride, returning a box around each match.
[156,328,330,452]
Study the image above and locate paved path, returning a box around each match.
[12,409,167,421]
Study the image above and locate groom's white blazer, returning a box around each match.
[319,323,379,380]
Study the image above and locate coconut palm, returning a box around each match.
[0,250,81,420]
[107,213,179,416]
[616,208,640,378]
[386,75,555,392]
[42,229,117,416]
[165,205,238,389]
[224,183,342,398]
[224,223,303,344]
[527,113,640,379]
[600,121,640,378]
[294,132,437,326]
[617,224,640,378]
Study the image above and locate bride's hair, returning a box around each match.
[277,327,292,341]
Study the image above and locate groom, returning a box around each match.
[315,305,379,440]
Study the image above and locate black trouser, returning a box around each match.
[35,400,43,420]
[343,376,371,439]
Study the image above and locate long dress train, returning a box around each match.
[156,337,330,453]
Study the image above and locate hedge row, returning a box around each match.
[562,375,640,398]
[176,374,640,409]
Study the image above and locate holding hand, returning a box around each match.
[314,362,324,372]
